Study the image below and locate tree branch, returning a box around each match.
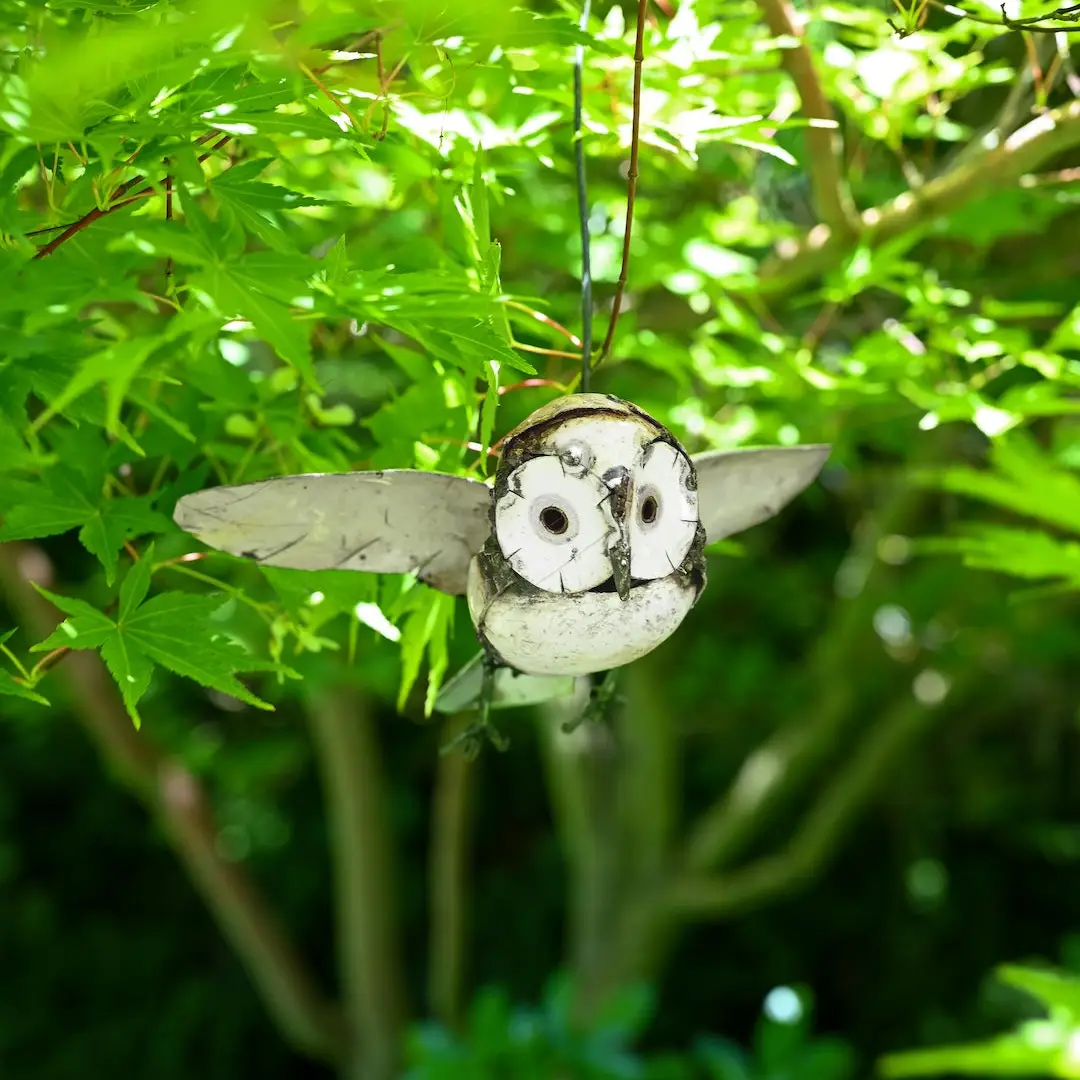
[304,686,406,1080]
[680,481,926,875]
[939,37,1049,175]
[755,0,858,236]
[665,683,955,919]
[0,543,346,1065]
[32,133,230,260]
[538,666,679,1019]
[538,681,625,1014]
[758,98,1080,294]
[428,713,475,1031]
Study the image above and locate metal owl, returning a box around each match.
[173,393,829,749]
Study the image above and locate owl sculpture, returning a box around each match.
[174,393,829,749]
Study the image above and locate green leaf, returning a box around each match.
[0,465,168,583]
[423,318,534,376]
[30,337,159,442]
[261,567,379,633]
[879,967,1080,1078]
[212,171,328,252]
[499,10,620,53]
[31,586,117,651]
[0,468,98,539]
[395,588,455,714]
[997,965,1080,1020]
[100,634,154,727]
[423,592,455,716]
[472,148,492,258]
[200,265,320,390]
[324,236,349,284]
[120,546,155,620]
[30,582,277,724]
[479,360,499,471]
[0,669,50,706]
[914,436,1080,536]
[917,526,1080,588]
[124,593,275,711]
[78,499,169,585]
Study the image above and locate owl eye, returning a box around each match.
[539,506,570,534]
[495,456,613,593]
[630,441,699,580]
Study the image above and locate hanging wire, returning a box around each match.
[574,0,593,392]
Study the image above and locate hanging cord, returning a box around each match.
[597,0,648,367]
[574,0,593,392]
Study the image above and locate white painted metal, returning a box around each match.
[629,440,699,580]
[467,555,698,676]
[172,470,491,596]
[494,455,614,593]
[691,445,831,544]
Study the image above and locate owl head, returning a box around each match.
[490,393,703,601]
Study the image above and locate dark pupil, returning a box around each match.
[540,506,569,535]
[641,495,659,524]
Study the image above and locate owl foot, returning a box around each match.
[438,650,509,758]
[440,719,510,760]
[561,669,622,733]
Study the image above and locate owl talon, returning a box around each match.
[561,670,621,733]
[440,650,509,757]
[440,719,509,758]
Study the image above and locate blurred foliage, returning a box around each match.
[405,978,851,1080]
[882,964,1080,1079]
[1,0,1080,1077]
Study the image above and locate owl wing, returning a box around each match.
[434,650,579,713]
[173,470,492,596]
[691,445,830,544]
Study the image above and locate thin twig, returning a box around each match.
[429,714,475,1030]
[311,29,380,75]
[666,680,961,919]
[574,0,594,391]
[1001,0,1080,30]
[498,378,569,396]
[1023,30,1047,102]
[755,0,858,234]
[513,341,582,361]
[596,0,648,368]
[758,98,1080,293]
[165,157,174,282]
[299,61,362,132]
[32,134,231,260]
[925,0,1080,31]
[368,53,408,139]
[25,222,70,237]
[504,300,582,346]
[33,174,151,259]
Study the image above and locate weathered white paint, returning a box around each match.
[468,556,698,676]
[691,445,831,544]
[629,440,699,580]
[494,455,613,593]
[172,470,492,596]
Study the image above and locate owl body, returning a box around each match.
[471,393,707,674]
[465,555,701,676]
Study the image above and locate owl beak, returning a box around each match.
[603,468,634,602]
